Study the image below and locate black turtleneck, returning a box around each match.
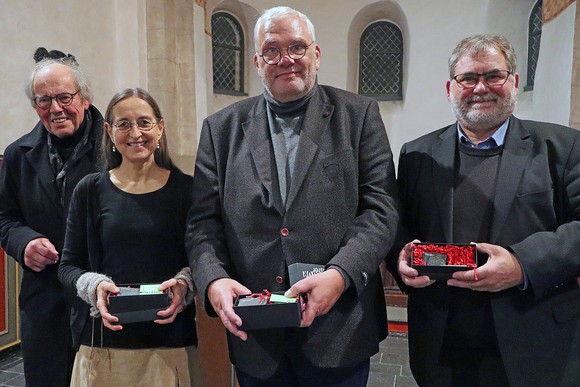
[264,85,317,207]
[263,83,317,116]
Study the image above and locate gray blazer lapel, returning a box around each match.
[286,88,332,210]
[432,126,456,241]
[490,117,532,242]
[242,101,283,214]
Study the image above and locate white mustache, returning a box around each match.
[467,94,497,103]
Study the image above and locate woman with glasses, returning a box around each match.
[58,88,198,386]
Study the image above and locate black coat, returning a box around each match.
[0,105,103,386]
[387,116,580,387]
[0,105,103,307]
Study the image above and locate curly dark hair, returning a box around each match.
[33,47,77,64]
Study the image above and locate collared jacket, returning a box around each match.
[387,116,580,387]
[187,85,399,378]
[0,105,103,309]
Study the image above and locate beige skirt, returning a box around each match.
[71,345,200,387]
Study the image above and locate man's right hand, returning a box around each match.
[398,240,436,288]
[24,238,59,272]
[207,278,251,341]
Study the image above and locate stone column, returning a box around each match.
[145,2,232,386]
[146,0,198,174]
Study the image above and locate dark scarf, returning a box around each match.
[47,109,93,208]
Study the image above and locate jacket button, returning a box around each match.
[276,275,283,284]
[280,228,289,237]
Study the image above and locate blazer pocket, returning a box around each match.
[516,189,553,205]
[322,149,354,177]
[552,291,580,323]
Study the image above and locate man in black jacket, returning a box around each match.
[388,35,580,386]
[0,48,103,387]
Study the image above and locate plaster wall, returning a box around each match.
[0,0,576,166]
[206,0,575,160]
[1,0,147,154]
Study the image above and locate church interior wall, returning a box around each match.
[1,0,575,170]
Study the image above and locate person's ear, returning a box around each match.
[314,44,321,71]
[157,119,165,139]
[105,122,114,141]
[254,53,262,75]
[446,80,452,101]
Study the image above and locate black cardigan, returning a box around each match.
[58,170,197,350]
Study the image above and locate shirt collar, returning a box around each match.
[456,117,510,149]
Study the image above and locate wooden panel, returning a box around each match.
[0,253,20,350]
[380,262,407,307]
[0,154,20,350]
[195,297,233,387]
[543,0,575,24]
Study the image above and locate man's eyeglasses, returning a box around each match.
[111,119,159,133]
[453,70,511,89]
[32,90,80,110]
[258,41,315,65]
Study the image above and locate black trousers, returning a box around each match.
[20,290,74,387]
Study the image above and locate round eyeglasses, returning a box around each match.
[453,70,511,89]
[32,90,80,110]
[257,41,315,65]
[111,119,159,133]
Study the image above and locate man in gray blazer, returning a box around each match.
[387,34,580,386]
[187,6,399,386]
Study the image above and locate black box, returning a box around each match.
[411,242,478,280]
[234,291,302,330]
[108,284,170,324]
[233,263,328,330]
[288,263,325,285]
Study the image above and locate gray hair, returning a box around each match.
[254,6,316,51]
[448,34,517,78]
[25,57,93,106]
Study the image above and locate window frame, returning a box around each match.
[358,20,404,101]
[211,11,247,96]
[525,0,542,92]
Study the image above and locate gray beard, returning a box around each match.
[450,89,517,132]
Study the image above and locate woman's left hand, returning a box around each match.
[154,278,188,324]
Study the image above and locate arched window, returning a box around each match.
[526,0,542,91]
[359,21,403,100]
[212,12,245,95]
